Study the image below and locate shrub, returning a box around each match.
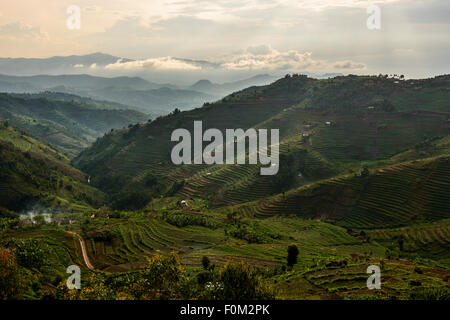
[215,261,274,300]
[12,239,49,270]
[287,244,299,267]
[202,256,211,270]
[165,214,217,229]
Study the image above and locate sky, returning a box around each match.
[0,0,449,80]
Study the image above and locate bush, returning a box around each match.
[287,244,299,267]
[0,249,27,299]
[12,239,49,270]
[202,256,211,270]
[141,253,186,299]
[215,261,274,300]
[165,214,217,229]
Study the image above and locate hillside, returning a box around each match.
[0,121,105,212]
[0,93,149,157]
[73,74,450,205]
[236,155,450,228]
[1,74,449,301]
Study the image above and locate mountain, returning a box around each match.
[0,121,105,211]
[0,52,132,76]
[0,73,218,116]
[188,74,278,96]
[0,73,158,92]
[73,74,450,206]
[0,93,149,157]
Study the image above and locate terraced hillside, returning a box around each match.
[73,74,450,207]
[236,155,450,229]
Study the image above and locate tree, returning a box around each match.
[217,261,274,300]
[287,244,299,267]
[202,256,211,270]
[13,239,49,270]
[141,253,186,299]
[360,165,369,177]
[398,236,404,251]
[0,249,27,299]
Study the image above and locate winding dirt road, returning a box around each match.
[68,231,95,270]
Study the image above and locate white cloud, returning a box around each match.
[0,22,49,41]
[333,60,366,69]
[220,46,365,71]
[102,46,366,72]
[104,57,201,71]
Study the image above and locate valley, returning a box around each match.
[0,74,449,300]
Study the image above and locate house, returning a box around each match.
[325,121,332,125]
[367,106,375,110]
[180,200,189,208]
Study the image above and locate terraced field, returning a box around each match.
[236,156,450,229]
[274,259,450,300]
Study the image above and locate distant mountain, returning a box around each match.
[0,73,158,92]
[0,93,149,157]
[188,74,278,96]
[0,73,218,116]
[11,91,137,111]
[0,52,132,76]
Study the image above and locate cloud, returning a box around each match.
[333,60,366,69]
[0,22,48,41]
[220,46,323,70]
[219,46,366,71]
[104,57,202,71]
[102,46,366,72]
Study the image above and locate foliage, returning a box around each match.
[0,249,27,299]
[287,244,299,267]
[165,213,218,229]
[12,239,49,271]
[140,253,186,299]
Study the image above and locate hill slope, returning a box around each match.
[73,74,450,205]
[0,121,105,211]
[0,93,148,156]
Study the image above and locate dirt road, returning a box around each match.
[68,231,95,270]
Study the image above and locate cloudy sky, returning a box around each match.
[0,0,449,80]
